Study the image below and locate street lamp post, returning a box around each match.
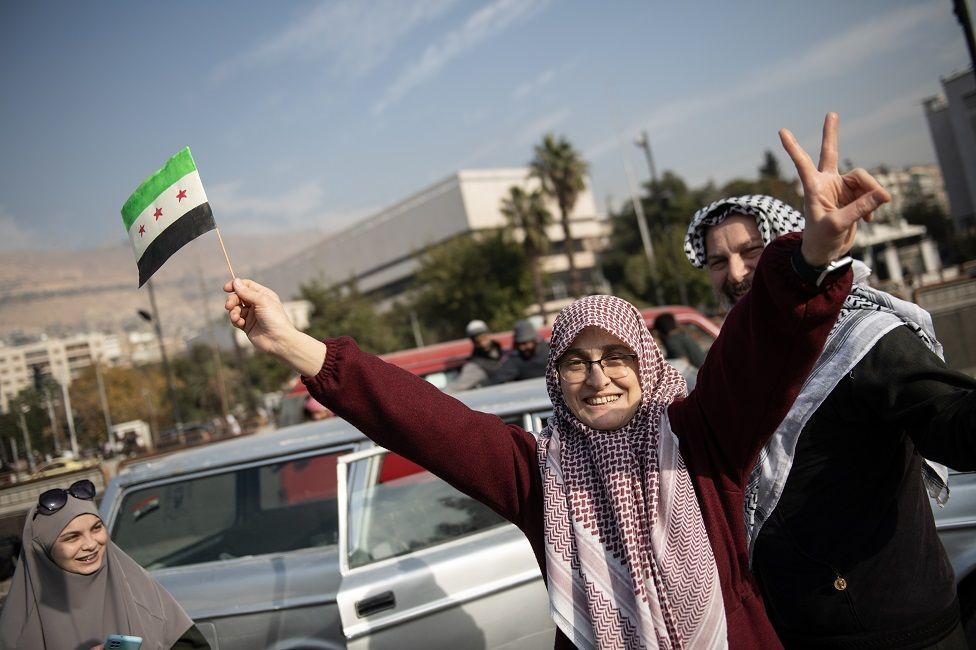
[59,379,79,456]
[633,131,689,306]
[18,404,35,474]
[140,278,183,440]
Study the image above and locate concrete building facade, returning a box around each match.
[923,69,976,230]
[871,164,950,223]
[0,333,122,413]
[259,168,609,316]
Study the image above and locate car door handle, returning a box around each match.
[356,590,396,617]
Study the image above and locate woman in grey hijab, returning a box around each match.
[0,480,209,650]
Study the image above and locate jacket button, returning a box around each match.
[833,577,848,591]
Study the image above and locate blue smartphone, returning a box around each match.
[105,635,142,650]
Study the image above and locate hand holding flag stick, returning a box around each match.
[223,277,326,377]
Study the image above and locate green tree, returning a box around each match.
[69,364,169,448]
[299,279,409,354]
[411,231,534,341]
[601,171,715,308]
[759,149,782,179]
[708,151,802,210]
[500,185,552,318]
[529,133,589,297]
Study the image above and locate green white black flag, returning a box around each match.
[121,147,216,287]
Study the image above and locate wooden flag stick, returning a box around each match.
[215,227,237,280]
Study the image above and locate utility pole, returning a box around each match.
[18,405,35,474]
[615,131,664,305]
[94,357,114,448]
[44,391,62,456]
[197,266,231,422]
[143,278,183,436]
[59,379,79,456]
[954,0,976,74]
[409,310,425,349]
[634,130,659,186]
[634,131,689,306]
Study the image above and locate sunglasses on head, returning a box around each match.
[34,479,96,519]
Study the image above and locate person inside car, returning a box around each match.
[0,480,210,650]
[223,114,885,649]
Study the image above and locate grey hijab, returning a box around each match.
[0,495,193,650]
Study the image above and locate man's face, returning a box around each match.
[516,340,537,359]
[473,332,493,352]
[704,214,765,306]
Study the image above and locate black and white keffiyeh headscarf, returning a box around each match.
[684,195,804,269]
[682,195,950,562]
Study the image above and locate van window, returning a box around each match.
[113,451,343,569]
[346,451,505,569]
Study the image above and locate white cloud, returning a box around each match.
[372,0,551,115]
[515,107,572,145]
[585,2,944,160]
[213,0,459,81]
[0,208,41,252]
[208,180,327,228]
[512,67,556,100]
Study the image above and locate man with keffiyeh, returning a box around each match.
[684,132,976,646]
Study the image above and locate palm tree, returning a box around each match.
[500,185,552,318]
[529,133,589,297]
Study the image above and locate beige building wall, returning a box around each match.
[257,167,609,313]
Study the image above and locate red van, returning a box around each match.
[277,306,719,426]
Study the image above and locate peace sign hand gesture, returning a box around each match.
[779,112,891,267]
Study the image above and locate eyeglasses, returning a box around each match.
[34,479,96,518]
[557,353,637,383]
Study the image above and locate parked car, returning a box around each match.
[276,305,719,427]
[156,422,216,449]
[101,379,558,649]
[30,456,99,480]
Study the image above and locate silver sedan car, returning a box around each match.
[100,379,556,649]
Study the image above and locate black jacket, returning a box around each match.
[752,326,976,648]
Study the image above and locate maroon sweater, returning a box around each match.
[304,234,852,649]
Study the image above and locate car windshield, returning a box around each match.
[112,451,344,569]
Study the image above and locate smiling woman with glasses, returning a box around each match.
[224,114,884,649]
[0,480,211,649]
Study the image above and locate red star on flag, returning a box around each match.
[154,207,163,219]
[176,189,187,202]
[139,224,146,237]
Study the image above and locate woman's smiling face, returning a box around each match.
[51,513,108,575]
[558,326,642,431]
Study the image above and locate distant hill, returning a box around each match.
[0,229,326,340]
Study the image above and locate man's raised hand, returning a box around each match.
[779,113,891,267]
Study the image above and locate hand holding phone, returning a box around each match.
[105,635,143,650]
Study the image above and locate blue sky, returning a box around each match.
[0,0,971,251]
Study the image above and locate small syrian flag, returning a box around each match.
[121,147,216,287]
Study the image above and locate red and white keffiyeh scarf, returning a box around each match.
[537,295,727,649]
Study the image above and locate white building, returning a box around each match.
[259,168,609,316]
[123,330,187,366]
[0,332,122,412]
[923,69,976,230]
[871,164,950,223]
[853,219,943,289]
